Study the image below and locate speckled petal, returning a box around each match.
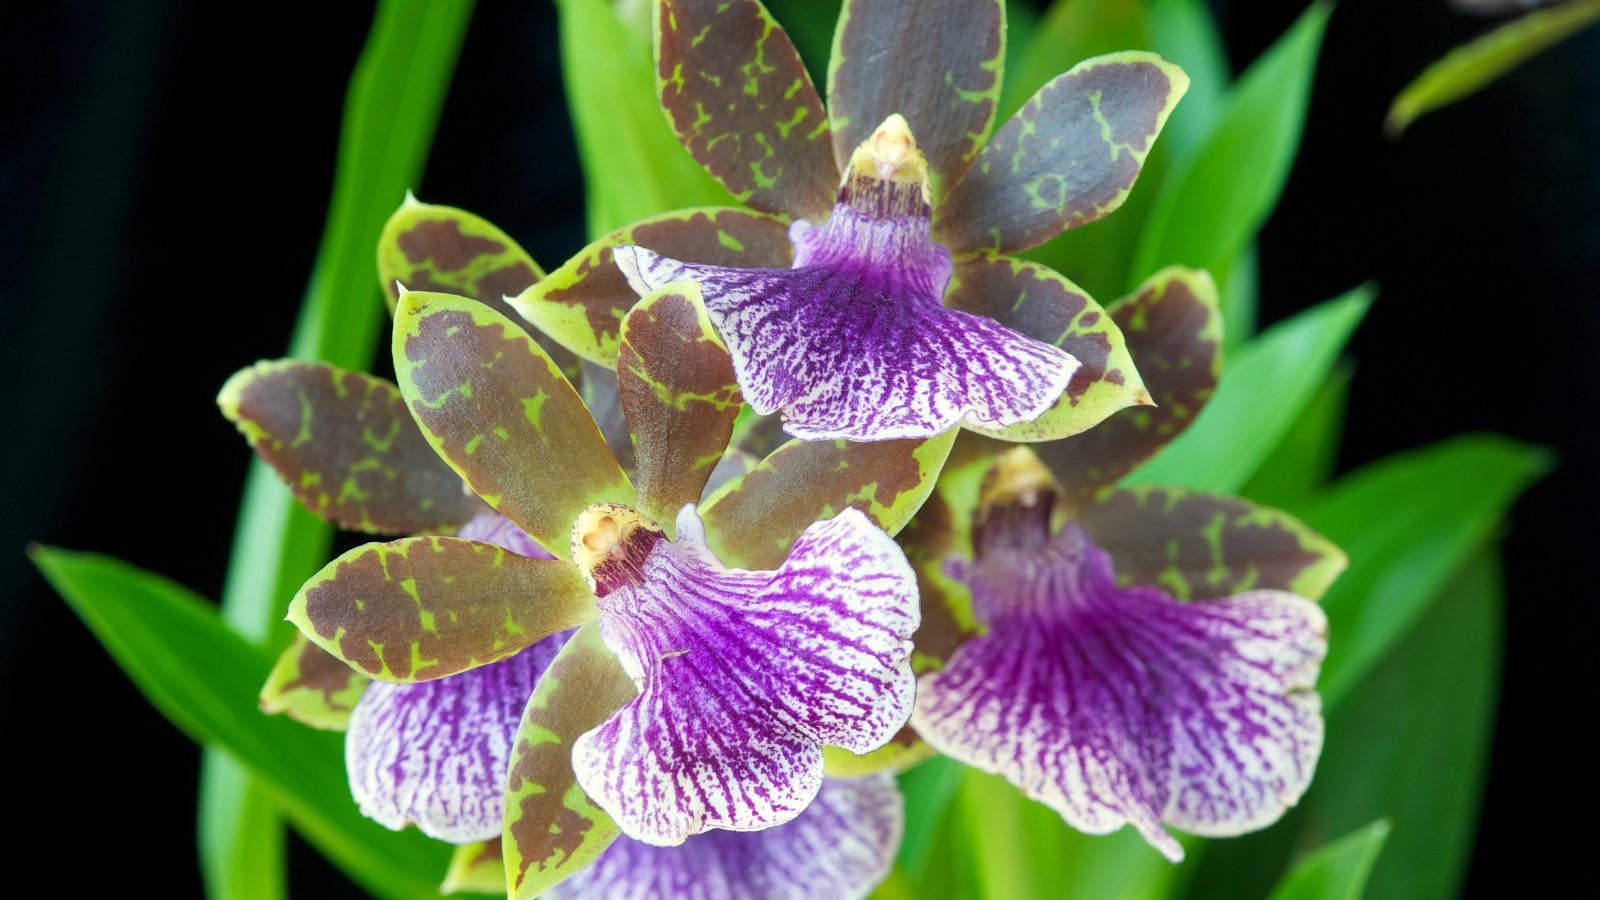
[347,632,573,843]
[550,775,903,900]
[614,235,1075,441]
[913,525,1325,862]
[572,506,918,845]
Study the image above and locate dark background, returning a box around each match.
[3,0,1592,895]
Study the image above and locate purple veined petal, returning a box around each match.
[549,774,903,900]
[456,510,555,560]
[612,115,1079,442]
[346,630,574,843]
[571,505,918,845]
[913,524,1326,862]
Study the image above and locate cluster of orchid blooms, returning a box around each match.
[223,1,1343,896]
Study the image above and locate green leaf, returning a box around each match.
[557,0,734,235]
[654,0,839,221]
[290,536,595,683]
[510,207,790,367]
[1301,435,1549,707]
[1001,0,1149,123]
[33,548,452,900]
[947,256,1148,442]
[394,291,633,554]
[218,360,483,535]
[1129,286,1372,495]
[700,430,956,569]
[1147,0,1230,160]
[503,622,632,899]
[1077,485,1346,601]
[828,0,1004,191]
[259,633,368,730]
[1241,365,1352,510]
[441,841,503,895]
[1297,554,1504,899]
[1267,820,1391,900]
[197,767,285,900]
[895,755,967,879]
[1130,2,1329,291]
[935,52,1190,255]
[210,2,476,892]
[1037,266,1222,507]
[617,283,743,530]
[1387,0,1600,135]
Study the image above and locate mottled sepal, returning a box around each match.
[288,535,595,682]
[346,635,573,842]
[914,523,1326,862]
[654,0,838,221]
[571,503,666,597]
[259,633,367,730]
[379,195,546,313]
[947,256,1148,441]
[618,284,743,527]
[699,431,955,569]
[573,506,918,845]
[827,0,1004,190]
[504,622,633,900]
[218,360,483,534]
[1036,267,1222,508]
[509,208,791,366]
[442,840,503,895]
[1078,486,1347,601]
[393,291,633,554]
[549,774,904,899]
[935,52,1190,254]
[379,196,582,383]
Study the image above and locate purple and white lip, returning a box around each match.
[615,116,1079,443]
[570,502,919,846]
[913,480,1328,862]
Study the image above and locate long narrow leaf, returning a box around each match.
[208,3,476,894]
[1129,286,1372,494]
[1130,2,1329,293]
[1267,820,1391,900]
[34,548,451,900]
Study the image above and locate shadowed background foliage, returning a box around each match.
[3,0,1593,895]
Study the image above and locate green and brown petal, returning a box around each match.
[503,622,632,900]
[1036,267,1222,509]
[510,207,791,367]
[654,0,839,221]
[378,196,582,383]
[1076,485,1347,601]
[289,536,596,683]
[218,360,483,534]
[259,633,368,731]
[698,430,956,569]
[934,51,1189,254]
[617,284,743,530]
[946,255,1148,442]
[827,0,1004,192]
[442,840,504,895]
[394,291,633,555]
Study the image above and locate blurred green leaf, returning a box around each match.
[1387,0,1600,135]
[1130,2,1329,293]
[1302,435,1549,708]
[1129,286,1371,495]
[763,0,843,81]
[1147,0,1230,159]
[33,548,452,900]
[1267,820,1391,900]
[1001,0,1150,121]
[1216,244,1260,347]
[558,0,733,236]
[1297,553,1504,900]
[1241,364,1352,509]
[895,755,966,879]
[210,3,476,896]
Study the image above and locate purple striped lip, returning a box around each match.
[913,515,1327,862]
[571,504,920,845]
[613,117,1079,443]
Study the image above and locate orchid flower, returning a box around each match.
[507,0,1188,443]
[241,270,945,895]
[892,268,1349,860]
